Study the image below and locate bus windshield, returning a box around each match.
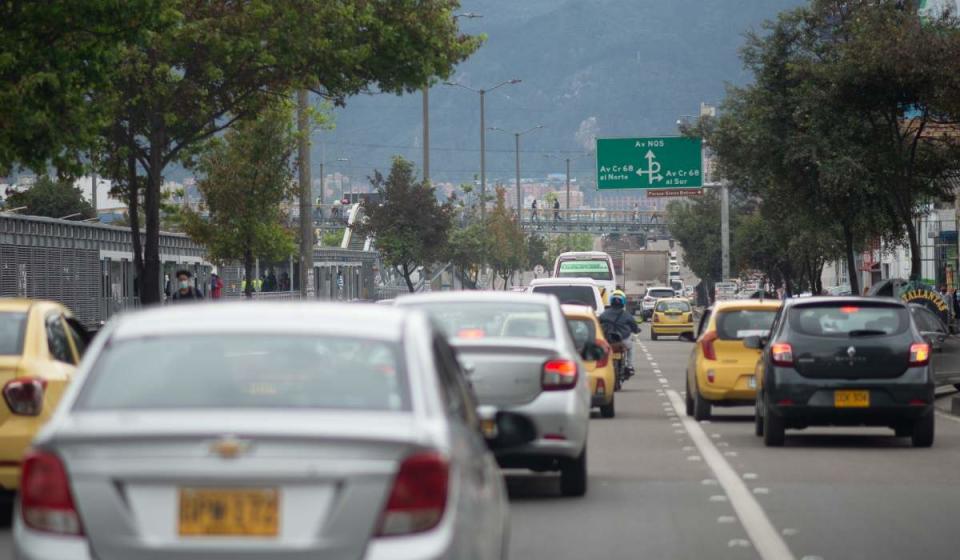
[556,259,612,281]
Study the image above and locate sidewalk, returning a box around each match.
[934,386,960,416]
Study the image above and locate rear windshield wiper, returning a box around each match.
[848,329,887,337]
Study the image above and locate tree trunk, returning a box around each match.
[843,223,860,296]
[126,133,144,299]
[243,247,254,299]
[402,263,415,293]
[905,217,922,282]
[141,132,165,305]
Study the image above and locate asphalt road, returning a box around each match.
[4,336,960,559]
[508,335,960,560]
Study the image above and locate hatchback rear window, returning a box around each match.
[76,335,409,411]
[648,289,675,299]
[565,318,596,350]
[533,286,598,309]
[716,310,778,340]
[656,300,691,313]
[0,312,27,355]
[788,305,909,337]
[415,302,554,340]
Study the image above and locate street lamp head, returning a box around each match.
[509,79,522,84]
[454,12,482,19]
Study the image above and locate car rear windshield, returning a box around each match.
[647,289,675,299]
[556,259,612,281]
[0,312,27,355]
[565,318,596,350]
[789,304,909,337]
[75,335,410,411]
[656,300,691,313]
[533,285,598,309]
[716,309,778,340]
[416,302,554,340]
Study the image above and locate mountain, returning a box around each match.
[314,0,805,191]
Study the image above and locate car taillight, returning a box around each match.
[542,359,578,390]
[21,451,83,536]
[909,342,930,367]
[595,339,611,368]
[4,377,47,416]
[771,343,794,367]
[700,331,718,361]
[377,452,449,537]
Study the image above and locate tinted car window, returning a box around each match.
[556,259,613,281]
[77,335,410,411]
[789,305,909,337]
[533,286,598,309]
[416,302,554,340]
[0,312,27,355]
[565,318,596,350]
[716,310,778,340]
[656,300,691,313]
[46,315,73,363]
[648,289,676,299]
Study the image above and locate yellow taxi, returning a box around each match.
[650,298,695,340]
[0,299,88,492]
[562,305,616,418]
[684,299,781,420]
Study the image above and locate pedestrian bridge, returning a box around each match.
[519,209,671,236]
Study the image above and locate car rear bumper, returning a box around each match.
[14,511,90,560]
[651,323,693,335]
[492,389,589,465]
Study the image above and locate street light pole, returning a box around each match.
[565,158,571,211]
[514,133,521,215]
[422,86,430,183]
[721,180,730,280]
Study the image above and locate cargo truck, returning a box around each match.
[622,250,670,310]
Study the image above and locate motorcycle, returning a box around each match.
[604,332,630,391]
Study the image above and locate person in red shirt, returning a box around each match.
[210,272,223,299]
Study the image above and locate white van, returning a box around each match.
[552,251,617,302]
[526,278,605,312]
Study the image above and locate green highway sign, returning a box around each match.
[596,137,703,190]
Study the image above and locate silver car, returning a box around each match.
[15,303,524,560]
[396,292,597,497]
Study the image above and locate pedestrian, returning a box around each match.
[531,199,538,221]
[168,270,204,303]
[633,201,640,221]
[210,272,223,299]
[553,198,561,221]
[332,198,341,218]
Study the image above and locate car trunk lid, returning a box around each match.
[452,339,559,406]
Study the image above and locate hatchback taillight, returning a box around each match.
[594,339,611,368]
[909,342,931,367]
[377,452,449,537]
[21,451,83,535]
[771,343,794,367]
[700,331,718,361]
[4,377,47,416]
[542,359,578,390]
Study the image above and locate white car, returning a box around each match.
[15,303,525,560]
[526,277,606,312]
[641,286,677,319]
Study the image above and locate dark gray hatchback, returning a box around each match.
[748,297,935,448]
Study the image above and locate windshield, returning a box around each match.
[789,305,909,337]
[76,335,409,411]
[565,318,596,350]
[414,302,554,340]
[716,309,778,340]
[556,259,612,281]
[0,312,27,356]
[656,300,691,313]
[533,285,598,310]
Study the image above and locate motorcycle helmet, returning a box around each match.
[610,289,627,307]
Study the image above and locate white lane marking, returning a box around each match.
[781,528,799,536]
[718,515,736,523]
[743,473,758,480]
[667,389,796,560]
[653,369,662,374]
[687,455,702,461]
[651,362,659,367]
[717,442,730,448]
[702,479,718,486]
[711,433,721,439]
[659,378,670,384]
[724,451,739,457]
[710,495,728,502]
[729,539,752,548]
[753,487,770,495]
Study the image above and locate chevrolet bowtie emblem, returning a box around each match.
[211,436,251,459]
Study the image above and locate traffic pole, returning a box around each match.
[297,89,315,298]
[721,180,730,281]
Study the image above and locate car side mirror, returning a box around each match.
[580,341,606,362]
[476,406,537,450]
[743,336,766,350]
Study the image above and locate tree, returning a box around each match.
[447,222,490,289]
[5,177,94,220]
[544,234,594,267]
[526,234,549,271]
[487,187,528,289]
[7,1,481,304]
[667,194,724,289]
[184,102,298,297]
[357,157,454,292]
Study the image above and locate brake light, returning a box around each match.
[21,451,83,535]
[771,343,794,367]
[456,328,485,339]
[701,331,718,361]
[542,359,578,390]
[594,339,611,368]
[909,342,930,367]
[840,306,860,314]
[377,452,449,536]
[4,377,47,416]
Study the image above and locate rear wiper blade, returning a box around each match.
[848,329,886,337]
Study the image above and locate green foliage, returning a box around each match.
[486,187,528,289]
[544,234,595,267]
[526,234,549,270]
[357,157,454,292]
[5,177,95,220]
[320,230,344,248]
[447,221,490,288]
[184,102,298,296]
[667,195,723,285]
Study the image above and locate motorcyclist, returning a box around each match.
[599,290,639,375]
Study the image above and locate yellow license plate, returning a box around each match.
[834,390,870,408]
[179,488,279,537]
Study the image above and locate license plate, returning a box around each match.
[179,488,279,537]
[747,376,756,389]
[834,390,870,408]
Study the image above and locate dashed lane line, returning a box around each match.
[666,389,797,560]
